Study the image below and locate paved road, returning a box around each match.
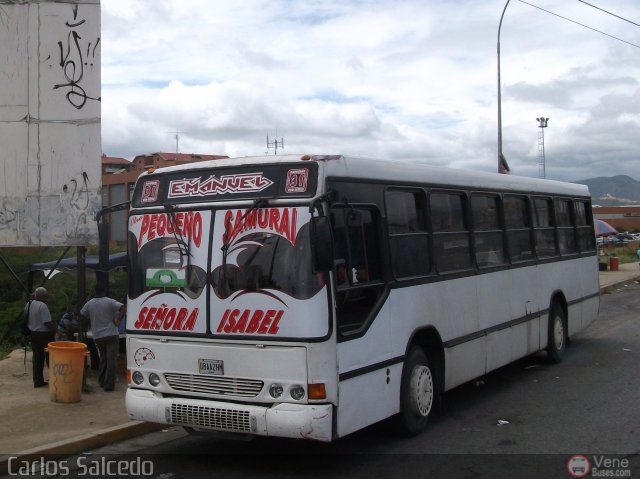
[9,284,639,479]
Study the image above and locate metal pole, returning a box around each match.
[77,246,90,392]
[497,0,512,172]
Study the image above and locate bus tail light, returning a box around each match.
[308,383,326,400]
[127,369,131,385]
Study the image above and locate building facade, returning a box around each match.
[593,205,640,233]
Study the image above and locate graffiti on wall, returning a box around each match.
[0,1,101,246]
[53,4,101,110]
[59,171,99,240]
[0,201,17,231]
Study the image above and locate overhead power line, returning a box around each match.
[517,0,640,50]
[576,0,640,29]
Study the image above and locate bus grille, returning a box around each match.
[169,404,253,432]
[164,373,264,397]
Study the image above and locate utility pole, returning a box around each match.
[497,0,512,173]
[536,117,549,179]
[168,131,187,153]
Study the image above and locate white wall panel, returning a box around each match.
[0,0,101,246]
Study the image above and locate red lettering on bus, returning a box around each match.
[216,309,283,335]
[137,212,203,249]
[247,310,263,333]
[223,208,297,246]
[134,307,199,331]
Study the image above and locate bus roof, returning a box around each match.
[141,154,591,198]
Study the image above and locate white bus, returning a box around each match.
[124,154,599,441]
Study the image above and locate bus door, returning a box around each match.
[331,205,395,436]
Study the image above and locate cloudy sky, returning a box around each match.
[100,0,640,182]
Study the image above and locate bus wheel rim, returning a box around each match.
[553,316,564,350]
[410,365,433,417]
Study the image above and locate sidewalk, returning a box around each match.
[598,260,640,292]
[1,262,639,468]
[0,351,161,472]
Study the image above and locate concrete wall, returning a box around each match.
[0,0,101,246]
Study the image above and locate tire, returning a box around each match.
[547,302,567,364]
[395,347,435,436]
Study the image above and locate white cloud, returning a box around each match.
[101,0,640,181]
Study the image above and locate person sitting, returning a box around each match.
[55,312,80,342]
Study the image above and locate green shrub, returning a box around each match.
[0,247,127,352]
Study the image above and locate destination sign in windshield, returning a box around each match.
[132,163,318,207]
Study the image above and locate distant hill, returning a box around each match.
[573,175,640,206]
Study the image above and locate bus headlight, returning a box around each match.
[149,373,161,387]
[269,384,284,398]
[290,385,305,400]
[132,371,144,385]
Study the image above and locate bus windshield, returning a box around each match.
[128,208,324,300]
[127,205,329,338]
[212,226,323,300]
[127,233,208,300]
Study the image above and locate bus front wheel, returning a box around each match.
[396,347,434,436]
[547,302,567,364]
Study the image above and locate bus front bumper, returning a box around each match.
[126,388,333,442]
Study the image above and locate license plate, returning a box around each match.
[198,359,224,375]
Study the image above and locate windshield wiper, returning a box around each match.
[220,198,270,283]
[163,203,191,265]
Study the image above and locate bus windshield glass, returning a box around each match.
[211,206,328,338]
[127,206,329,338]
[212,227,323,300]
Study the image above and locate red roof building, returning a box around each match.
[593,205,640,233]
[102,152,228,242]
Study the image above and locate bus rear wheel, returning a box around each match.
[547,302,567,364]
[396,347,435,436]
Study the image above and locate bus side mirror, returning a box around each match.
[310,216,334,272]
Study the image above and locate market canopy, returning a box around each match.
[28,252,128,273]
[594,219,618,236]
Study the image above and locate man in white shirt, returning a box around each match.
[80,283,126,391]
[24,287,55,388]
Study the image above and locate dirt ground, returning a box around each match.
[0,348,129,454]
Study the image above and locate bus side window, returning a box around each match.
[431,191,472,272]
[471,194,506,268]
[385,189,430,278]
[331,207,385,337]
[533,196,558,258]
[575,200,596,253]
[504,195,534,262]
[557,199,578,255]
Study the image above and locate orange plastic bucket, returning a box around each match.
[45,341,87,403]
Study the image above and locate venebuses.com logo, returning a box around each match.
[567,455,632,478]
[567,455,590,478]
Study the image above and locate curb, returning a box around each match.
[600,276,640,294]
[0,421,164,475]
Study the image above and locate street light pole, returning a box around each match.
[497,0,512,173]
[536,116,549,179]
